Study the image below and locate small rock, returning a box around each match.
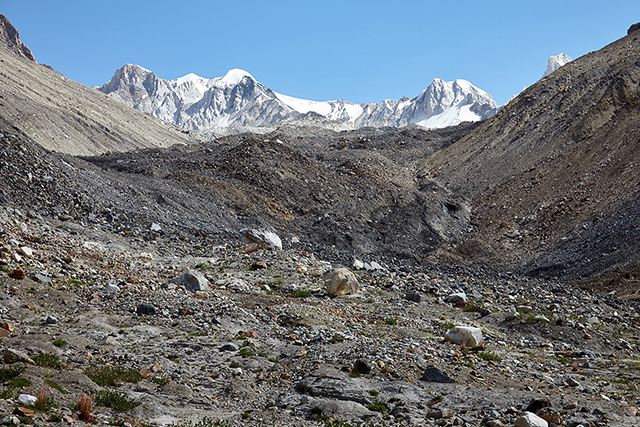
[18,246,33,257]
[251,261,268,270]
[45,315,58,325]
[8,269,26,279]
[514,412,548,427]
[33,273,51,284]
[0,416,19,425]
[445,326,483,347]
[352,359,372,375]
[3,349,34,364]
[486,420,505,427]
[18,393,37,406]
[526,397,551,413]
[0,322,14,333]
[420,364,456,383]
[220,343,240,352]
[565,377,580,387]
[405,292,421,303]
[241,228,282,250]
[323,268,359,297]
[352,259,364,270]
[150,223,162,232]
[445,292,468,305]
[13,407,35,417]
[136,304,157,315]
[505,307,520,321]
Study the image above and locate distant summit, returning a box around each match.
[99,65,499,132]
[543,53,572,77]
[0,15,36,62]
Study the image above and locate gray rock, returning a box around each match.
[220,343,240,352]
[45,315,58,324]
[3,348,34,364]
[323,268,359,297]
[445,292,468,305]
[514,412,548,427]
[136,304,157,315]
[33,273,52,284]
[420,364,456,383]
[18,393,37,406]
[241,228,282,250]
[170,269,210,293]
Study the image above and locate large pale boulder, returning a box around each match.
[445,326,483,347]
[514,412,548,427]
[169,269,210,293]
[241,228,282,250]
[323,268,359,297]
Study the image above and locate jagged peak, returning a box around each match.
[0,14,36,62]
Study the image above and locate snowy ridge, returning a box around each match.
[543,53,572,77]
[99,65,499,131]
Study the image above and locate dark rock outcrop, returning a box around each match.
[0,15,36,62]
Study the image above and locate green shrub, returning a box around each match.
[95,390,141,412]
[85,366,142,387]
[33,353,63,370]
[0,366,24,382]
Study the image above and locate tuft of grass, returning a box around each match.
[85,365,142,387]
[384,317,398,326]
[367,389,379,397]
[367,403,388,413]
[34,386,57,411]
[7,378,31,388]
[44,379,68,394]
[0,366,24,382]
[463,303,483,313]
[151,377,170,387]
[171,417,233,427]
[95,390,141,412]
[239,349,255,357]
[53,338,68,347]
[431,394,444,403]
[33,353,64,370]
[76,394,94,422]
[292,289,311,298]
[478,352,502,362]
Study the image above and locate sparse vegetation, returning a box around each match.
[53,338,68,347]
[85,365,143,387]
[0,366,24,382]
[76,394,94,422]
[95,389,141,412]
[33,353,64,369]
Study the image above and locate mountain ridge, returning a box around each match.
[99,64,499,132]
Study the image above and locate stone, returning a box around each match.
[352,359,372,375]
[405,292,421,303]
[136,304,157,315]
[0,322,14,332]
[18,246,33,257]
[45,315,58,324]
[445,326,483,347]
[8,269,25,279]
[17,393,37,406]
[33,273,52,284]
[352,259,364,270]
[0,416,19,426]
[323,268,359,297]
[3,348,34,364]
[170,269,210,293]
[505,307,520,321]
[514,412,548,427]
[445,292,467,305]
[220,343,240,352]
[150,223,162,232]
[251,261,268,270]
[486,420,505,427]
[241,228,282,250]
[526,397,551,413]
[13,407,35,417]
[420,364,456,383]
[564,377,580,387]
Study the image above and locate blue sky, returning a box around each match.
[4,1,639,104]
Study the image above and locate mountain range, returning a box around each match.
[98,64,502,133]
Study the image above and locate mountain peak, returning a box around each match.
[0,14,36,62]
[543,53,572,77]
[218,68,254,86]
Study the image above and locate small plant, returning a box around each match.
[478,352,502,362]
[76,394,94,422]
[384,317,398,326]
[171,418,233,427]
[230,362,240,368]
[367,389,379,396]
[53,338,68,347]
[431,394,444,403]
[0,366,24,382]
[45,379,68,394]
[85,365,143,387]
[7,378,31,388]
[95,390,141,412]
[151,377,170,387]
[367,403,388,413]
[33,353,63,370]
[34,386,56,411]
[349,372,361,378]
[463,303,483,313]
[438,320,455,330]
[292,289,311,298]
[239,349,255,357]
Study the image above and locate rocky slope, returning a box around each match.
[419,29,640,294]
[0,15,195,156]
[98,64,498,132]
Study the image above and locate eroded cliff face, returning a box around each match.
[0,14,36,62]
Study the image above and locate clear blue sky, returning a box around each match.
[4,1,639,104]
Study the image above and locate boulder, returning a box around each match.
[3,348,34,364]
[241,228,282,250]
[420,365,456,383]
[514,412,548,427]
[445,326,483,347]
[445,292,467,305]
[323,268,359,297]
[17,394,37,407]
[170,269,210,293]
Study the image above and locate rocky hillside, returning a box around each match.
[419,28,640,295]
[0,15,195,156]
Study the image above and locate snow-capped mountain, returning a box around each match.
[99,64,499,132]
[543,53,572,77]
